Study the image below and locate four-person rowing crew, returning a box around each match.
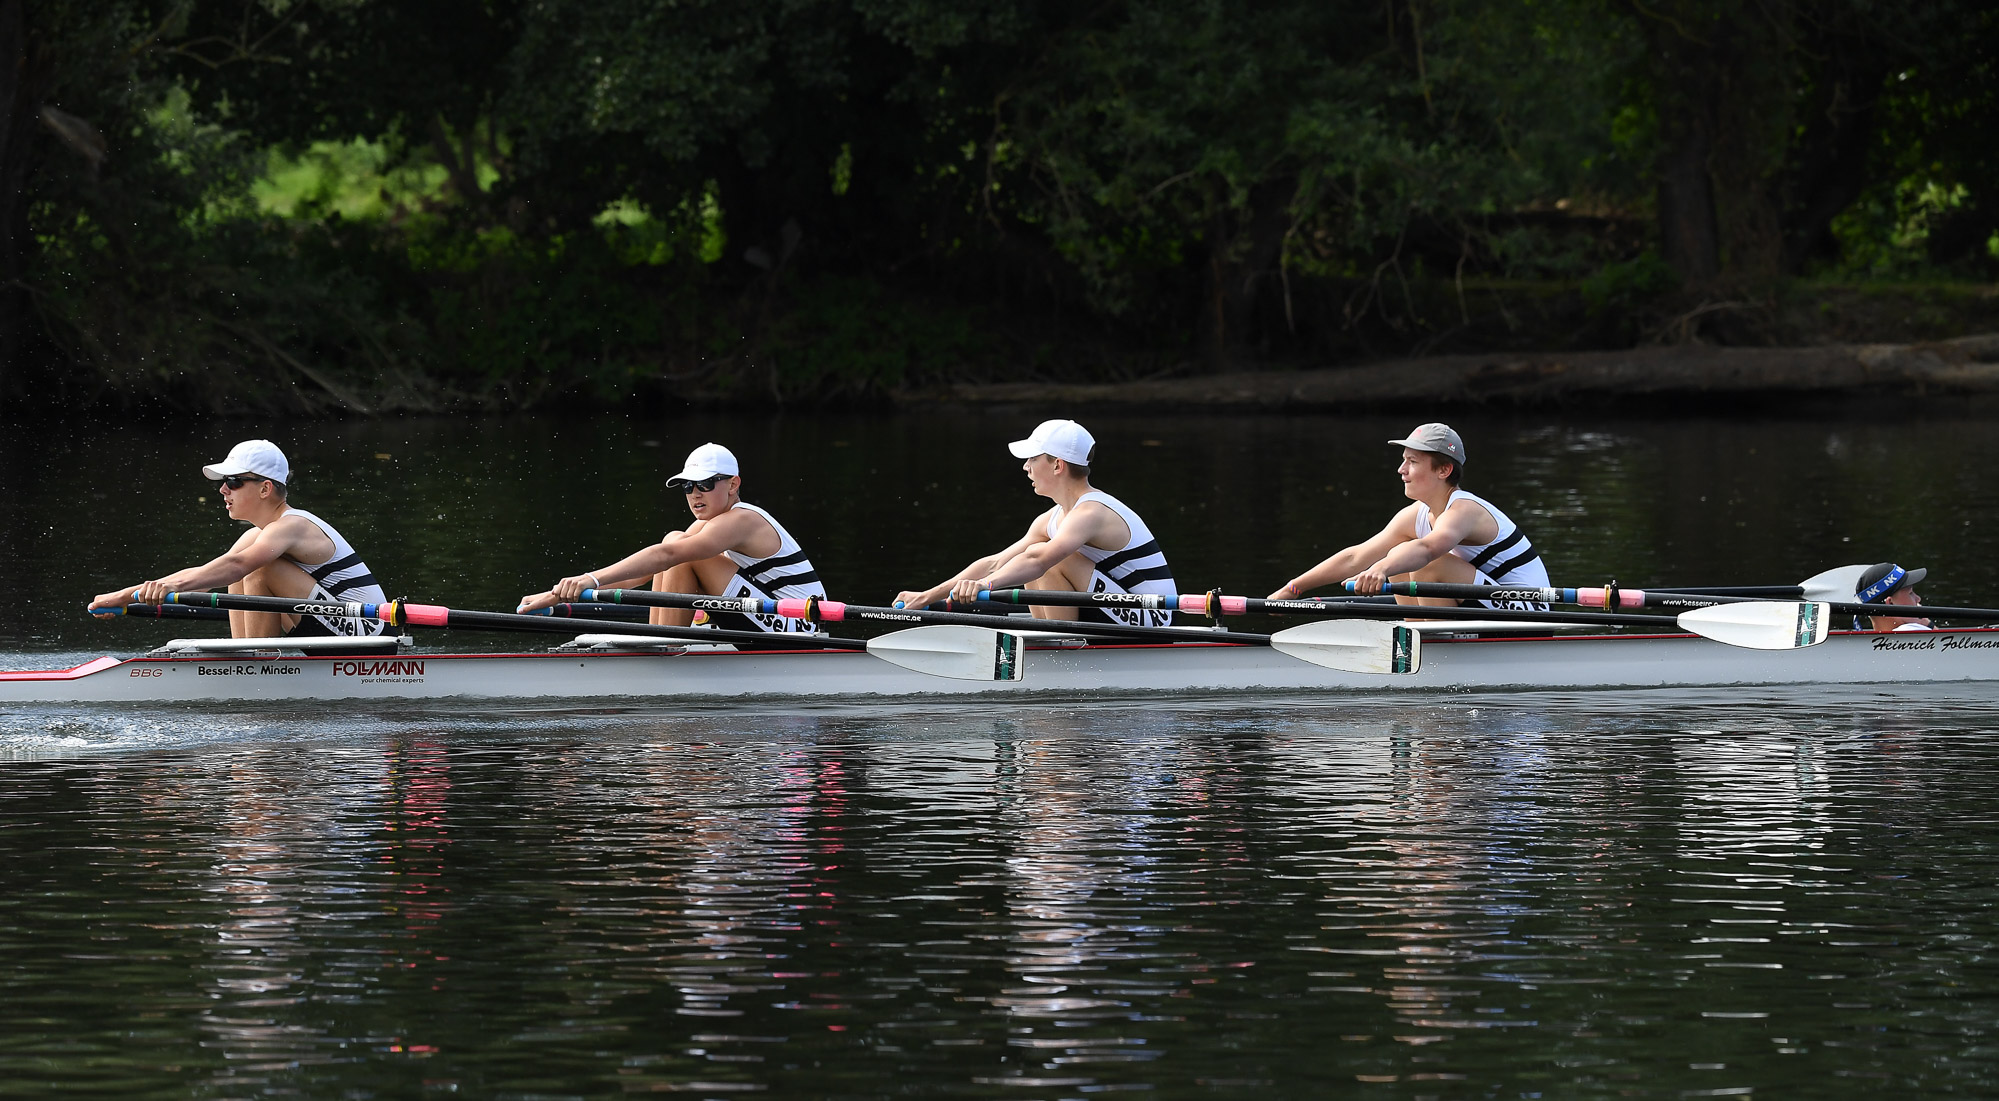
[87,424,1937,646]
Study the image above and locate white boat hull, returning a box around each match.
[3,628,1996,705]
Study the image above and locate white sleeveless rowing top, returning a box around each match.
[1045,491,1176,596]
[284,508,388,605]
[716,502,826,599]
[1412,489,1550,587]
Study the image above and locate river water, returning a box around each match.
[4,410,1999,1097]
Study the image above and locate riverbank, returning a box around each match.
[906,333,1999,412]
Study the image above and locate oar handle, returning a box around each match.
[585,589,771,617]
[166,590,389,618]
[530,602,651,621]
[88,602,229,621]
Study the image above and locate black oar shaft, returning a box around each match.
[1647,586,1802,597]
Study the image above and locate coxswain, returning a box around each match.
[1854,562,1931,631]
[1270,422,1551,609]
[518,443,825,632]
[895,418,1177,627]
[88,439,390,638]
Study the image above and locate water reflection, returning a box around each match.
[4,698,1999,1095]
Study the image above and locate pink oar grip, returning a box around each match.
[1177,594,1210,614]
[1575,588,1648,609]
[776,598,847,621]
[1219,596,1248,615]
[400,602,451,627]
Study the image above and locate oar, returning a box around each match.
[975,587,1829,650]
[529,602,651,622]
[135,591,1197,682]
[89,602,229,622]
[586,588,1422,675]
[155,591,869,650]
[1647,564,1870,603]
[1361,578,1999,624]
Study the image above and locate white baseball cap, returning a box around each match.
[668,442,740,486]
[1387,422,1466,466]
[201,439,291,484]
[1007,419,1096,466]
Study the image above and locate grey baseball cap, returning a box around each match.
[1387,423,1466,465]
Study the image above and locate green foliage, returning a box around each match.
[1581,251,1677,315]
[759,277,984,399]
[9,0,1999,414]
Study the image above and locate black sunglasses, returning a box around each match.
[220,474,268,489]
[670,474,726,493]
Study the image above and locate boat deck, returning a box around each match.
[3,626,1995,705]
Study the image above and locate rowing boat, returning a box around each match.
[5,622,1995,705]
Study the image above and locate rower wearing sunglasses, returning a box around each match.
[519,442,825,633]
[88,439,390,638]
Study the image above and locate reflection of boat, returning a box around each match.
[3,624,1996,705]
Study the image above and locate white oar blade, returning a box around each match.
[1270,619,1421,674]
[1798,564,1869,603]
[1678,601,1830,650]
[866,625,1026,682]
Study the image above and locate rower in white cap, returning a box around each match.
[1270,422,1551,609]
[895,418,1178,628]
[518,442,826,632]
[88,439,391,638]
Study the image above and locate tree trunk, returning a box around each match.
[1778,17,1890,273]
[1626,0,1795,289]
[1655,120,1720,284]
[1200,175,1296,373]
[0,0,34,397]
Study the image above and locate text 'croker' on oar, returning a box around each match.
[976,587,1830,650]
[585,588,1423,676]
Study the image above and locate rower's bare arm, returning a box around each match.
[1350,503,1492,590]
[943,513,1070,603]
[98,520,306,609]
[972,501,1113,595]
[529,513,771,608]
[1275,509,1416,598]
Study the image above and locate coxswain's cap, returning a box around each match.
[1856,562,1926,604]
[1387,423,1466,466]
[668,442,740,487]
[1007,419,1096,466]
[201,439,290,484]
